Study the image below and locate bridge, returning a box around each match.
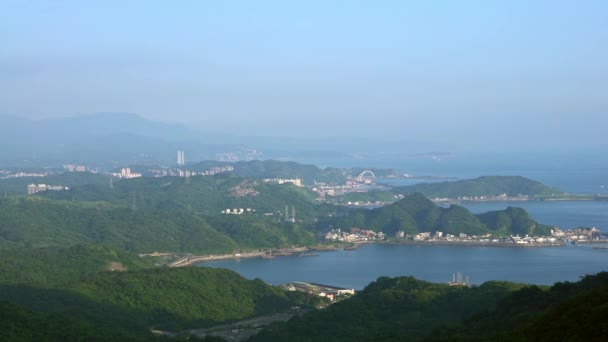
[356,170,376,182]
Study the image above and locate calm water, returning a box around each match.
[204,200,608,289]
[462,200,608,231]
[203,243,608,289]
[205,155,608,289]
[321,152,608,194]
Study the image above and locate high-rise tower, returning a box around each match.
[177,150,185,165]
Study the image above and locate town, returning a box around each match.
[324,226,605,247]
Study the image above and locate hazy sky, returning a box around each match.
[1,1,607,147]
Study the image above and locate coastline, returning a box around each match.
[371,240,566,248]
[168,246,310,267]
[167,239,572,268]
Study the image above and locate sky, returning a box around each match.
[1,0,607,149]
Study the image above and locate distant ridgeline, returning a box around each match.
[391,176,563,198]
[187,159,399,185]
[323,193,553,236]
[251,272,608,341]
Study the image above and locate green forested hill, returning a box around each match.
[477,206,552,236]
[230,159,347,185]
[391,175,562,198]
[0,300,138,341]
[251,276,526,341]
[251,272,608,341]
[67,267,314,330]
[0,266,320,337]
[186,159,347,185]
[324,193,552,236]
[335,190,397,204]
[40,173,324,219]
[428,272,608,340]
[0,197,313,253]
[0,244,154,287]
[0,245,322,337]
[0,171,110,194]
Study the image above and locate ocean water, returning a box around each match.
[203,243,608,289]
[315,151,608,194]
[203,173,608,289]
[205,152,608,288]
[461,200,608,231]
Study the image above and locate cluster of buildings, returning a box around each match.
[449,272,471,287]
[280,282,355,302]
[398,228,608,245]
[264,178,303,187]
[221,208,256,215]
[229,180,259,197]
[311,184,350,197]
[433,194,530,203]
[147,166,234,178]
[551,227,602,241]
[311,171,390,198]
[407,230,563,245]
[345,194,403,207]
[63,164,88,172]
[2,171,47,178]
[27,184,69,195]
[111,168,142,179]
[324,228,385,242]
[202,166,234,175]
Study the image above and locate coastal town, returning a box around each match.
[324,226,605,247]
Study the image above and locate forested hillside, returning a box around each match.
[0,244,154,286]
[40,173,324,219]
[0,171,110,194]
[324,193,552,236]
[252,272,608,341]
[391,176,562,198]
[0,268,319,337]
[0,197,313,253]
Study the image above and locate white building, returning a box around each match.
[177,150,185,165]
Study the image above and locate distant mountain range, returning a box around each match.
[0,112,452,167]
[0,113,244,166]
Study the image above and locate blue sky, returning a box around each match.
[1,1,607,148]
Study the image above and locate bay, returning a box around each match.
[203,243,608,290]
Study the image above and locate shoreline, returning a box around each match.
[335,240,567,249]
[348,197,604,209]
[434,197,599,204]
[370,240,566,248]
[168,246,310,267]
[168,239,575,267]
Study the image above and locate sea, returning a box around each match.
[203,152,608,289]
[204,243,608,290]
